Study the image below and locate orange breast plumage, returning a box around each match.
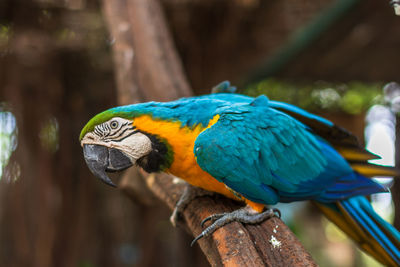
[133,115,237,199]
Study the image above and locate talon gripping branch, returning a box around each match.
[80,82,400,266]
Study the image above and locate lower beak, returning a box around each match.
[83,144,133,187]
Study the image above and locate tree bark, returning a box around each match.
[102,0,317,266]
[145,173,316,267]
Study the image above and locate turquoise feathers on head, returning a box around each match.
[80,95,252,141]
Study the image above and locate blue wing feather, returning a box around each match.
[194,96,384,205]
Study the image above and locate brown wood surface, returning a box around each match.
[145,173,317,267]
[102,0,317,266]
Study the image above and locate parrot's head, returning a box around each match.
[79,106,173,187]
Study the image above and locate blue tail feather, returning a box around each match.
[340,196,400,265]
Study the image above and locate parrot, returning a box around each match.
[80,81,400,266]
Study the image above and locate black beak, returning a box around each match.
[83,144,133,187]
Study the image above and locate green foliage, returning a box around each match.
[0,24,11,53]
[244,79,383,114]
[78,261,95,267]
[39,117,59,154]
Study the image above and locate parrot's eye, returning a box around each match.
[110,120,119,129]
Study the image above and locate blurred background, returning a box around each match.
[1,0,400,266]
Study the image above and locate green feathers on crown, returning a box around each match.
[79,109,136,141]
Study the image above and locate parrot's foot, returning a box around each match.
[191,206,280,246]
[170,184,215,227]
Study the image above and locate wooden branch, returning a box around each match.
[102,0,317,266]
[144,173,316,267]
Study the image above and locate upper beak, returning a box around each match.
[83,144,133,187]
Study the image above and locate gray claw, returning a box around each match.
[170,184,216,228]
[272,208,281,218]
[191,207,280,246]
[191,232,205,247]
[200,212,227,228]
[170,207,182,228]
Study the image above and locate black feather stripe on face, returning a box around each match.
[136,131,173,173]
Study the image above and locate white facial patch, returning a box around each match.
[81,117,153,164]
[110,132,152,162]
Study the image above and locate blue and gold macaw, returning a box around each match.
[80,82,400,266]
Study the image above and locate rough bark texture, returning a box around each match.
[103,0,191,104]
[102,0,317,266]
[145,173,317,267]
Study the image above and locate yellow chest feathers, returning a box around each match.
[133,115,235,198]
